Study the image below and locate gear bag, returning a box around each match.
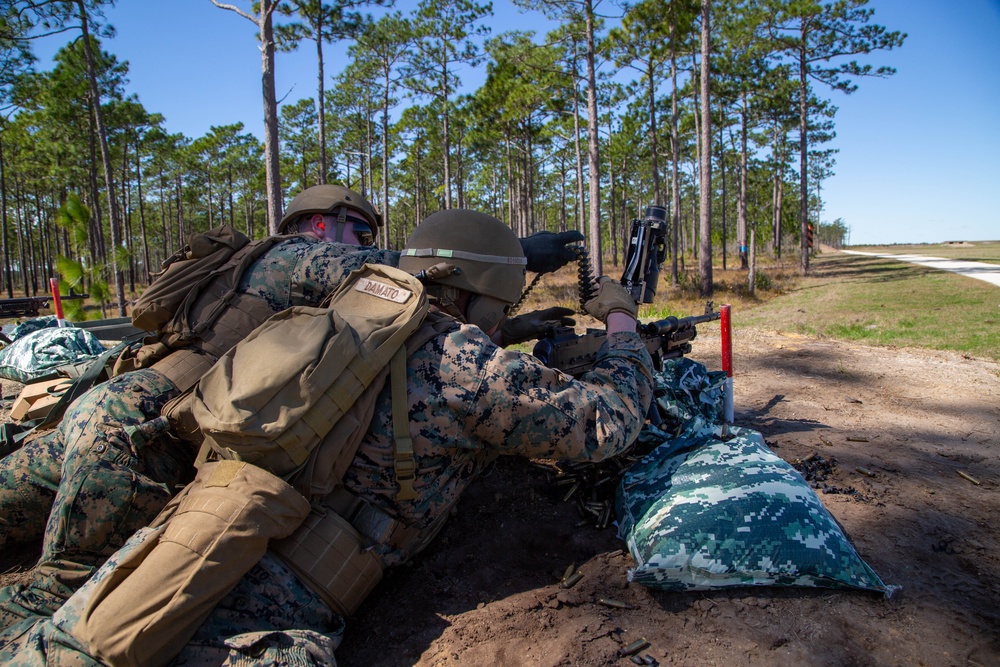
[129,226,295,385]
[132,225,251,332]
[71,460,312,667]
[161,263,430,497]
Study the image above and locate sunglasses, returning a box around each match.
[348,218,375,247]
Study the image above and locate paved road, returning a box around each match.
[841,250,1000,288]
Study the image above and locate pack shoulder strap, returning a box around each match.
[391,347,416,501]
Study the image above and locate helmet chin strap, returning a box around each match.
[426,285,467,323]
[334,207,348,243]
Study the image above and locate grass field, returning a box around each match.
[734,250,1000,362]
[846,239,1000,264]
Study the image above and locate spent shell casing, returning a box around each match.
[561,563,576,582]
[597,597,631,609]
[856,466,876,478]
[560,571,584,589]
[562,481,581,502]
[618,638,650,657]
[958,470,981,486]
[554,475,578,486]
[631,656,645,665]
[598,505,612,529]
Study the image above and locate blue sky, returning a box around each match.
[28,0,1000,246]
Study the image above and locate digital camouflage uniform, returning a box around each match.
[0,238,399,629]
[0,319,654,665]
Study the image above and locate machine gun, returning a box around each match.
[532,303,720,377]
[531,204,719,376]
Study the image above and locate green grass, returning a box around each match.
[847,240,1000,265]
[735,251,1000,362]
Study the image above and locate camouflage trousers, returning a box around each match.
[0,552,343,666]
[0,369,192,629]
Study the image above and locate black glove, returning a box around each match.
[519,230,585,274]
[499,307,577,346]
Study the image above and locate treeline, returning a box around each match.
[0,0,902,316]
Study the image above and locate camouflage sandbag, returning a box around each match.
[0,325,107,383]
[616,424,894,595]
[8,315,60,341]
[647,357,727,437]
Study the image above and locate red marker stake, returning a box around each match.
[50,277,66,326]
[720,304,733,422]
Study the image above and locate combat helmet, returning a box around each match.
[278,184,383,235]
[399,210,527,332]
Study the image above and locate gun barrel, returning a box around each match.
[641,310,720,335]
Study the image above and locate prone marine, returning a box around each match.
[0,209,653,665]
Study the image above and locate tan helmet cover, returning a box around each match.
[399,210,526,327]
[278,184,382,234]
[399,209,527,331]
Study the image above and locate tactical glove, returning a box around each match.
[519,230,585,274]
[499,307,577,346]
[584,277,638,322]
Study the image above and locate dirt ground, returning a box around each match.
[2,327,999,666]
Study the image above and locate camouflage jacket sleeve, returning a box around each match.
[241,238,401,308]
[291,244,401,306]
[469,330,654,462]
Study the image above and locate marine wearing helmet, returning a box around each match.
[279,184,382,246]
[399,209,527,334]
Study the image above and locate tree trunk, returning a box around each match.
[798,20,810,274]
[315,25,327,184]
[0,133,12,298]
[261,1,283,233]
[698,0,713,297]
[648,60,661,205]
[78,0,126,314]
[381,69,391,247]
[441,53,453,209]
[720,125,727,271]
[137,144,150,283]
[572,67,585,237]
[669,11,680,287]
[584,0,602,278]
[738,92,749,270]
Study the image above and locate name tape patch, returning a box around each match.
[355,277,412,304]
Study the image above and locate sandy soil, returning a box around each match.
[2,328,998,666]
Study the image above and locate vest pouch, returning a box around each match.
[73,460,310,667]
[271,505,384,618]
